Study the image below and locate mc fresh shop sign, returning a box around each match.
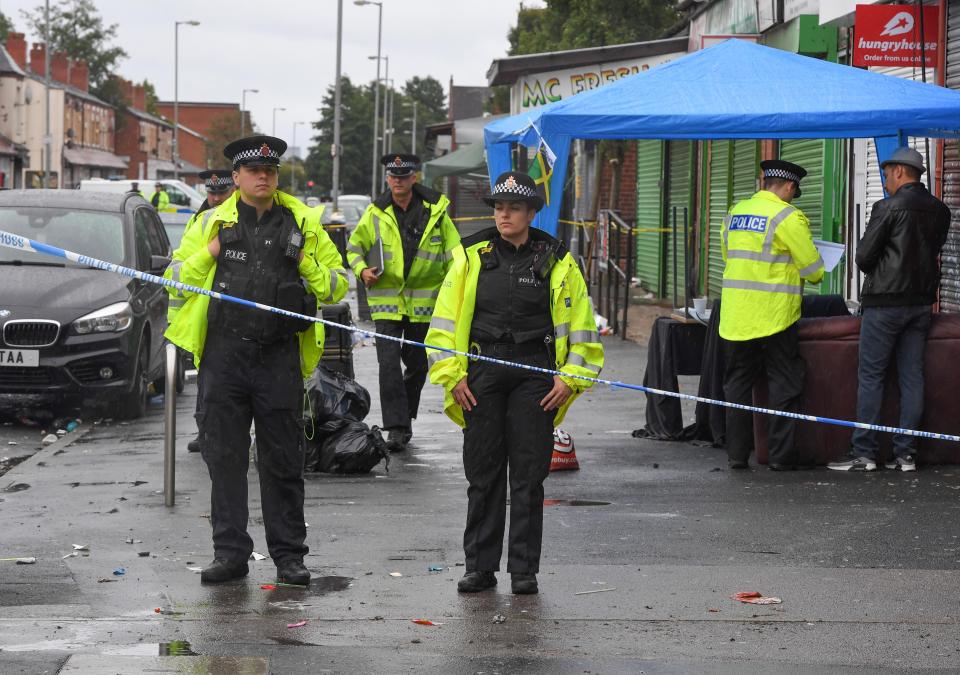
[853,4,940,68]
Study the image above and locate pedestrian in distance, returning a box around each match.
[163,135,348,585]
[720,160,824,471]
[828,147,950,473]
[150,182,170,211]
[165,168,237,454]
[346,153,460,452]
[426,171,604,595]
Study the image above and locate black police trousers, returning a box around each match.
[198,332,307,565]
[374,317,429,431]
[462,349,555,574]
[722,322,804,466]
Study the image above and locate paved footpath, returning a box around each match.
[2,293,960,673]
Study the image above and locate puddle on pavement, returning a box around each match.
[543,499,611,506]
[269,636,321,647]
[263,576,353,613]
[66,480,148,488]
[3,482,30,492]
[103,640,198,657]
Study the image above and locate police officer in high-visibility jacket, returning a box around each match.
[164,135,348,585]
[426,171,603,595]
[720,159,824,471]
[166,168,236,453]
[150,182,170,212]
[346,153,460,452]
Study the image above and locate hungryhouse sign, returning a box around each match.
[853,4,940,68]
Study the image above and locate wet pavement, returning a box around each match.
[2,292,960,673]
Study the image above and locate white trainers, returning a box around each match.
[826,456,878,472]
[884,455,917,472]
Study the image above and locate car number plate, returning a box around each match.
[0,349,39,367]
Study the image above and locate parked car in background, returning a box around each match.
[0,190,172,418]
[79,178,205,212]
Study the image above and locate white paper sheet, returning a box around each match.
[813,239,845,273]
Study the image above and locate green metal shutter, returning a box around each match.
[635,140,664,294]
[705,140,758,299]
[664,141,694,302]
[706,141,731,299]
[779,139,825,294]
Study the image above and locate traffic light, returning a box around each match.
[307,180,315,188]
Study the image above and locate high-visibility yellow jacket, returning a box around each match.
[346,185,460,322]
[720,190,825,341]
[166,205,211,324]
[162,190,348,377]
[426,229,604,428]
[150,189,171,212]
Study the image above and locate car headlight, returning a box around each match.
[72,302,133,335]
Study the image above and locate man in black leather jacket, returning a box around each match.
[829,147,951,473]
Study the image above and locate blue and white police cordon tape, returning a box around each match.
[2,228,958,444]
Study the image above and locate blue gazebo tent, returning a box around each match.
[484,39,960,234]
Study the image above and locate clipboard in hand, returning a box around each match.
[365,237,385,273]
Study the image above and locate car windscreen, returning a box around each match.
[0,207,125,267]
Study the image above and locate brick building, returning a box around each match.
[156,101,252,165]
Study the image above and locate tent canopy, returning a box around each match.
[421,142,486,186]
[484,39,960,233]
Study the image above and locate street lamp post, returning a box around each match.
[355,0,382,199]
[241,88,258,137]
[402,100,418,154]
[173,20,200,180]
[272,107,286,136]
[291,121,306,195]
[332,0,343,211]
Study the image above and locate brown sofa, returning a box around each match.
[753,313,960,465]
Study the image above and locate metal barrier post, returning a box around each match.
[163,343,176,507]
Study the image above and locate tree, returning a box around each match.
[204,112,243,167]
[141,79,158,116]
[21,0,127,96]
[0,12,14,42]
[507,0,678,56]
[305,74,448,197]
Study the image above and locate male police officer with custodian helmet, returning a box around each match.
[164,135,348,585]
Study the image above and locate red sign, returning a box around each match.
[854,4,940,68]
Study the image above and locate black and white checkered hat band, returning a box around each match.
[387,160,417,170]
[205,175,233,188]
[763,168,801,182]
[492,181,537,198]
[232,147,281,164]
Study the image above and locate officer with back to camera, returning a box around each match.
[164,135,348,585]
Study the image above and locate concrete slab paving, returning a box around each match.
[1,289,959,672]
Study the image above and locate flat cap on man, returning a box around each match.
[880,146,926,175]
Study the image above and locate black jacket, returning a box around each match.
[856,182,951,307]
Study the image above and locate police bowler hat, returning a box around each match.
[483,171,544,211]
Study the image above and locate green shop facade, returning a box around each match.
[633,17,846,302]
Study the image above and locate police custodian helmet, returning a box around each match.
[224,135,287,169]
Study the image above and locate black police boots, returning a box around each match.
[511,573,538,595]
[187,435,202,453]
[386,427,412,453]
[277,559,311,586]
[457,571,497,593]
[200,558,249,583]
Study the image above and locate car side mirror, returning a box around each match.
[150,255,171,273]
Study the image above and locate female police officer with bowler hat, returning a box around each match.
[426,171,604,594]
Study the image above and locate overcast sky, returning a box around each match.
[0,0,535,157]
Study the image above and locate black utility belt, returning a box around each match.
[470,336,553,358]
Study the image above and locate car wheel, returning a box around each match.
[117,345,148,420]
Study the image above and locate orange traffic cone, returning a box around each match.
[550,427,579,471]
